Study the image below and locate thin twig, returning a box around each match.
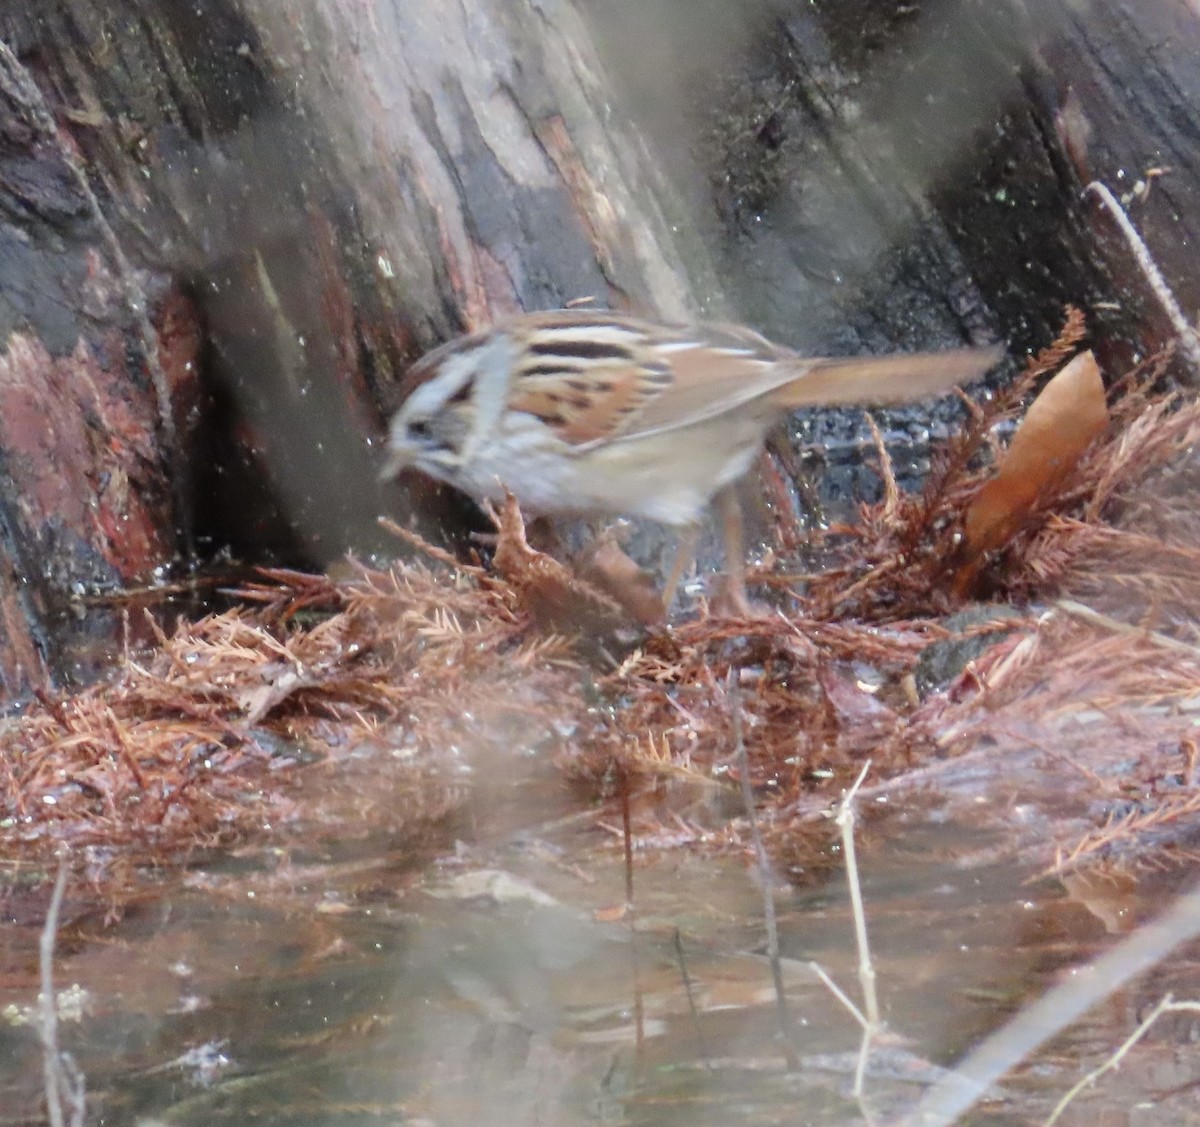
[1054,598,1200,662]
[39,858,85,1127]
[620,764,634,907]
[378,516,486,574]
[837,761,881,1096]
[731,674,797,1070]
[808,960,867,1028]
[672,928,712,1070]
[1085,180,1200,375]
[806,762,880,1119]
[1044,993,1200,1127]
[898,878,1200,1127]
[865,414,899,520]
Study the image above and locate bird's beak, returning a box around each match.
[379,444,412,483]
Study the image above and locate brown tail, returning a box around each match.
[768,345,1004,408]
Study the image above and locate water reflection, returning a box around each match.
[2,781,1197,1126]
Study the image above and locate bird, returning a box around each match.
[382,308,1001,613]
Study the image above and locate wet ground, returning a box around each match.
[4,747,1199,1127]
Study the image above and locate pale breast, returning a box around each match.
[466,407,771,526]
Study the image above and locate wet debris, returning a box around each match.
[4,310,1200,881]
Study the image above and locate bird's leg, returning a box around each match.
[714,484,752,616]
[663,489,752,615]
[661,524,700,614]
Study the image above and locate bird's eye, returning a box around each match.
[408,418,432,440]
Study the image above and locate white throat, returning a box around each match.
[457,334,517,466]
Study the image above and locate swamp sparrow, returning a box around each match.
[383,309,1001,611]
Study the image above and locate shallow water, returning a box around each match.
[3,754,1199,1127]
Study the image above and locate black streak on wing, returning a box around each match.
[528,339,634,361]
[523,362,583,377]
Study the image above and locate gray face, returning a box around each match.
[385,396,474,482]
[382,332,517,486]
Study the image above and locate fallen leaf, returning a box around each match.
[592,903,628,923]
[957,350,1108,590]
[575,530,664,626]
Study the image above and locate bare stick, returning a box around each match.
[899,878,1200,1127]
[619,765,635,907]
[731,674,798,1069]
[1085,180,1200,375]
[39,858,85,1127]
[616,764,646,1065]
[806,762,880,1120]
[808,960,867,1029]
[837,762,881,1096]
[672,928,713,1070]
[1044,994,1200,1126]
[1055,598,1200,662]
[839,763,880,1029]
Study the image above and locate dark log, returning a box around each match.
[581,0,1200,492]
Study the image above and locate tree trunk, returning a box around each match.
[0,41,200,694]
[0,0,1197,694]
[0,0,721,692]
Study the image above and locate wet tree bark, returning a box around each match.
[0,0,714,693]
[0,42,201,693]
[0,0,1196,694]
